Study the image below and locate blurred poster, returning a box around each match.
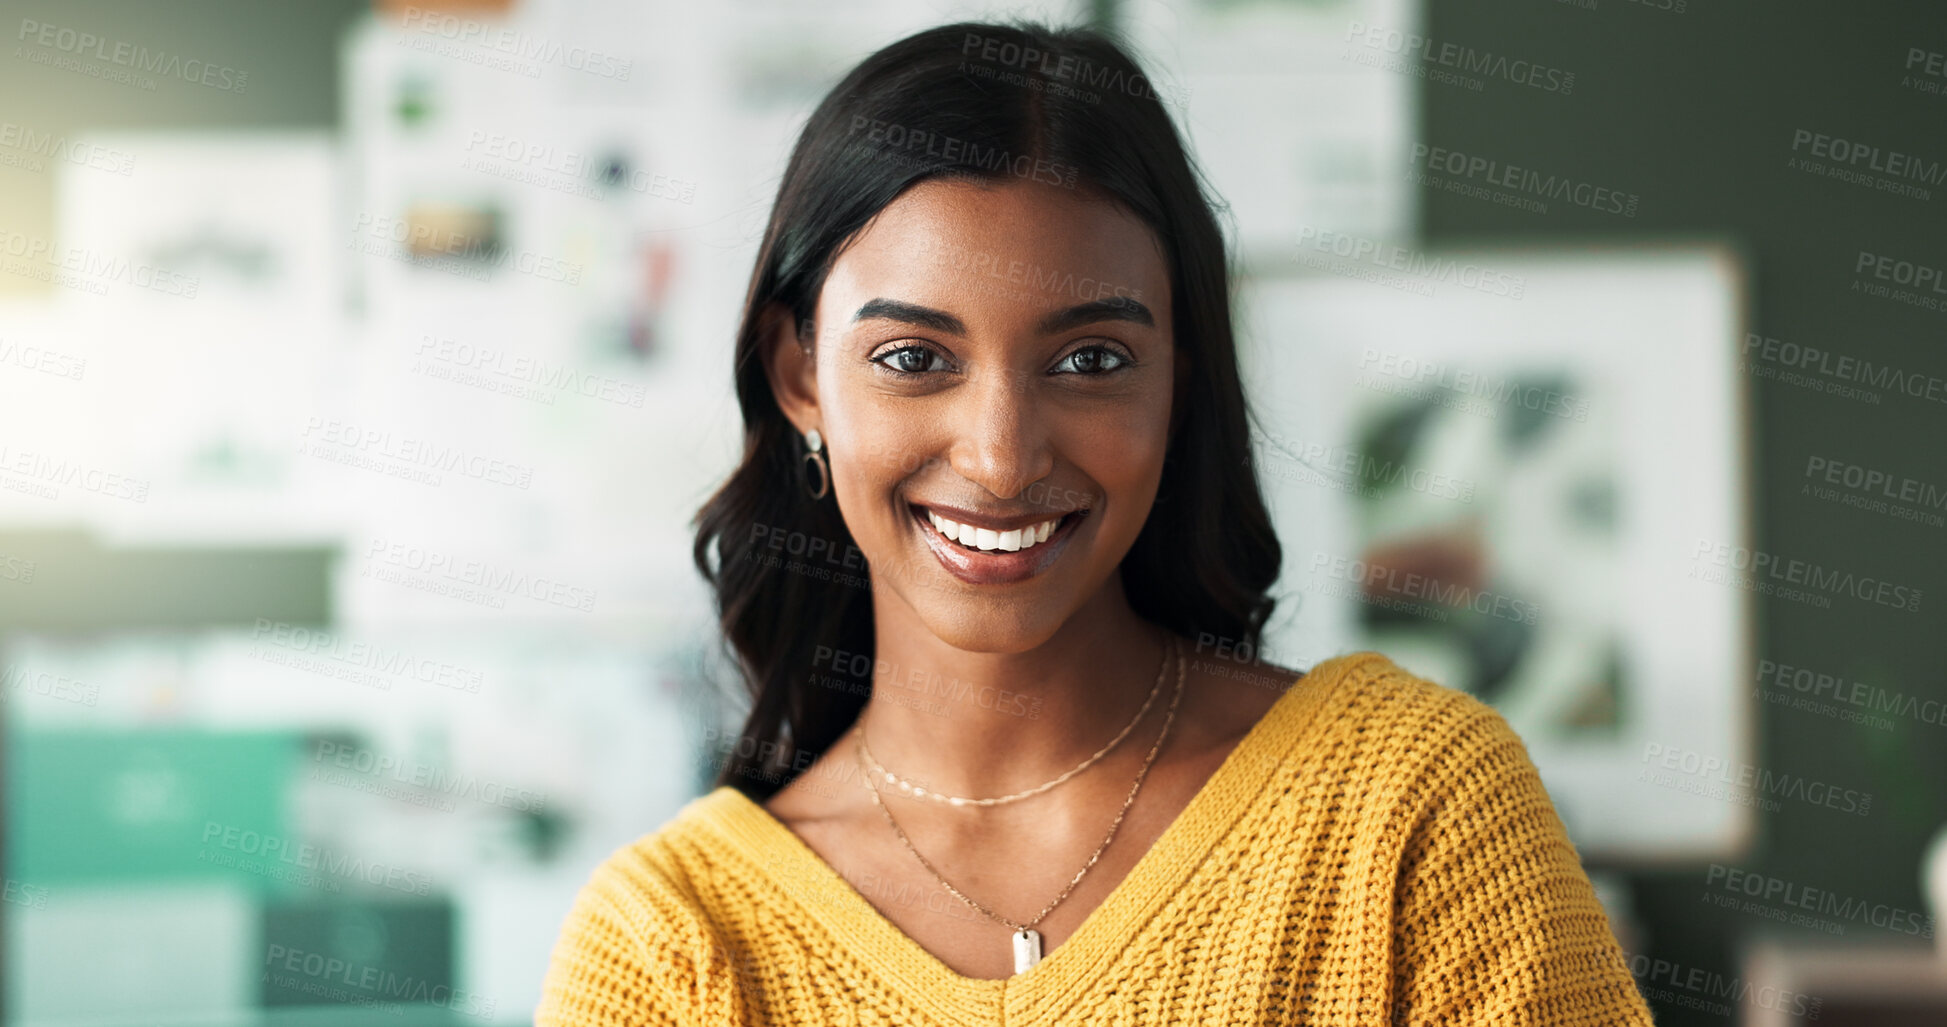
[1241,244,1751,861]
[1121,0,1420,257]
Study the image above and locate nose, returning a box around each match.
[946,363,1054,501]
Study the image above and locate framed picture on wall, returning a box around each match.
[1239,242,1753,862]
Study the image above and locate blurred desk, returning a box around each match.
[1744,938,1947,1027]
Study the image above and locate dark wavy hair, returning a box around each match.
[690,19,1282,802]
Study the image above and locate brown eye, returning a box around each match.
[871,345,949,376]
[1053,344,1133,375]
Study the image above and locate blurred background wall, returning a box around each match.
[1410,4,1947,1024]
[2,0,1944,1024]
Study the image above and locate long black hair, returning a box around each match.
[690,19,1282,802]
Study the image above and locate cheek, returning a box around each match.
[821,388,939,499]
[1073,402,1170,468]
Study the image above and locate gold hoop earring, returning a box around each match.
[800,428,830,501]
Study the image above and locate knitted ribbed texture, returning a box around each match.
[536,650,1657,1026]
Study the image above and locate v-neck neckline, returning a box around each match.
[692,651,1368,1025]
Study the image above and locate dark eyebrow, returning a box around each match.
[1036,296,1154,335]
[853,299,965,335]
[853,296,1155,337]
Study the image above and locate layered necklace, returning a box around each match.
[856,633,1185,973]
[857,635,1172,807]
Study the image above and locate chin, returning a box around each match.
[915,600,1065,655]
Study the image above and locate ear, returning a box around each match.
[760,303,820,436]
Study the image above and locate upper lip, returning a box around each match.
[909,500,1087,533]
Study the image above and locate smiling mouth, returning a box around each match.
[906,501,1090,584]
[915,506,1084,554]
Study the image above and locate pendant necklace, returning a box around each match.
[857,634,1184,974]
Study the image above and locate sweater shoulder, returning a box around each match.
[1299,650,1526,784]
[562,793,740,955]
[1316,650,1503,733]
[537,795,754,1026]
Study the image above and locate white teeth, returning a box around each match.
[926,510,1062,553]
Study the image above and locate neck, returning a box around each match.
[853,579,1173,800]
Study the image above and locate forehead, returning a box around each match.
[821,177,1170,328]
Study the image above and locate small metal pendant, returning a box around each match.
[1012,928,1043,973]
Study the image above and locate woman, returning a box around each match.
[538,19,1655,1026]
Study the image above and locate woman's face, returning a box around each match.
[770,176,1179,651]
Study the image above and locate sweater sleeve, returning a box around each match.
[1388,701,1656,1027]
[534,855,748,1027]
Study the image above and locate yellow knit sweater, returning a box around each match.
[536,650,1657,1025]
